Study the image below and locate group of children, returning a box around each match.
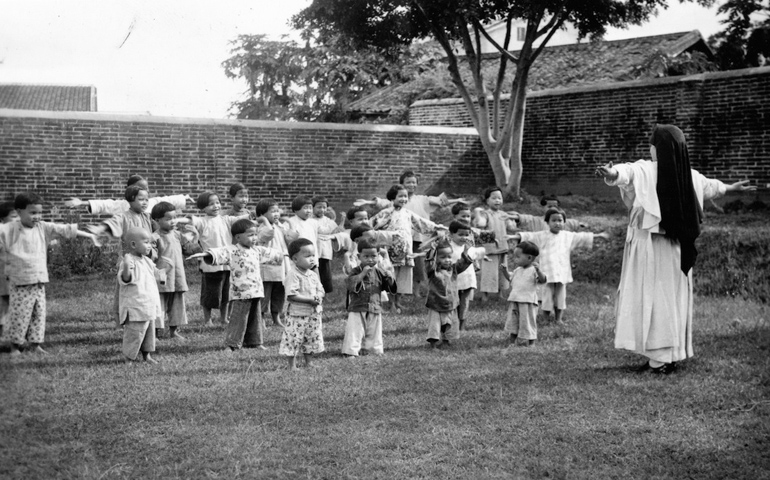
[0,171,609,368]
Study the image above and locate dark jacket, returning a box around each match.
[346,265,397,314]
[425,250,473,312]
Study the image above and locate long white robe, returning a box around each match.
[607,160,726,363]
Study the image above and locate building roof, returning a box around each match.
[0,84,97,112]
[348,30,713,115]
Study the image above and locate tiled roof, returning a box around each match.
[349,31,712,114]
[0,84,97,111]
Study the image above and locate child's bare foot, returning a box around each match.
[205,320,214,327]
[219,317,229,325]
[256,345,267,350]
[143,354,158,364]
[30,345,48,355]
[10,349,22,358]
[170,332,185,340]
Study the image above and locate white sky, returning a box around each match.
[0,0,727,119]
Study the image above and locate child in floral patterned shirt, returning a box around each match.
[279,238,326,370]
[188,219,284,351]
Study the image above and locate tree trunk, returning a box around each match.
[504,65,530,199]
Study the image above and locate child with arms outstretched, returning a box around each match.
[510,208,609,323]
[0,193,100,356]
[188,219,285,351]
[255,198,294,328]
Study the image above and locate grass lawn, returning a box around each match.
[2,260,768,479]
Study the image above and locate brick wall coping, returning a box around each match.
[0,108,479,136]
[410,65,770,107]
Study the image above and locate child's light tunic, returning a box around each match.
[518,230,594,284]
[118,255,161,359]
[102,210,154,256]
[190,215,242,273]
[153,229,192,328]
[476,209,510,294]
[206,244,285,300]
[259,222,291,283]
[0,222,77,286]
[279,266,325,355]
[504,265,541,340]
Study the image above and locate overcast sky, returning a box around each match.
[0,0,727,119]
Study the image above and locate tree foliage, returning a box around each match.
[292,0,714,197]
[222,33,443,122]
[709,0,770,69]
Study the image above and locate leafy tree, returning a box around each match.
[293,0,715,197]
[223,33,443,122]
[709,0,770,69]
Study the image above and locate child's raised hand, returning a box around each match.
[64,198,84,208]
[407,252,426,259]
[353,199,373,207]
[727,179,757,192]
[597,231,611,240]
[87,233,103,247]
[184,194,195,203]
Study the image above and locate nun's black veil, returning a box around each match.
[652,124,703,275]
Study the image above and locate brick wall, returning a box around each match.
[0,112,493,221]
[410,67,770,198]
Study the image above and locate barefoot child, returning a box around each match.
[64,174,190,216]
[424,238,483,348]
[342,238,397,357]
[0,193,99,356]
[279,238,326,369]
[119,227,163,364]
[512,208,610,323]
[499,241,547,347]
[151,201,198,340]
[189,219,285,351]
[190,191,250,326]
[472,187,515,301]
[255,198,293,327]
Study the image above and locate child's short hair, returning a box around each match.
[0,201,16,219]
[540,194,560,207]
[288,238,313,258]
[196,191,217,210]
[516,240,540,257]
[357,238,378,253]
[434,238,453,253]
[125,185,148,203]
[350,224,373,242]
[150,201,175,220]
[291,195,312,212]
[449,220,471,234]
[346,205,369,221]
[231,218,255,237]
[311,196,328,207]
[14,192,44,210]
[482,186,503,201]
[386,184,407,201]
[451,202,470,215]
[126,174,145,187]
[255,198,277,217]
[399,170,417,184]
[229,183,247,198]
[544,207,566,222]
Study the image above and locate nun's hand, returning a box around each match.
[727,180,757,192]
[595,162,618,181]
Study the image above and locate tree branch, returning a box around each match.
[473,19,519,63]
[492,15,513,137]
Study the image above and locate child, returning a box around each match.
[472,187,514,301]
[499,241,547,347]
[512,208,609,323]
[0,201,19,340]
[65,174,190,216]
[509,195,583,232]
[189,219,285,351]
[151,201,198,340]
[311,196,338,293]
[371,184,446,313]
[446,221,486,331]
[284,195,336,252]
[190,191,250,326]
[424,238,481,348]
[119,227,163,364]
[329,206,371,272]
[342,238,397,357]
[223,182,255,219]
[279,238,326,370]
[0,193,99,356]
[255,198,293,327]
